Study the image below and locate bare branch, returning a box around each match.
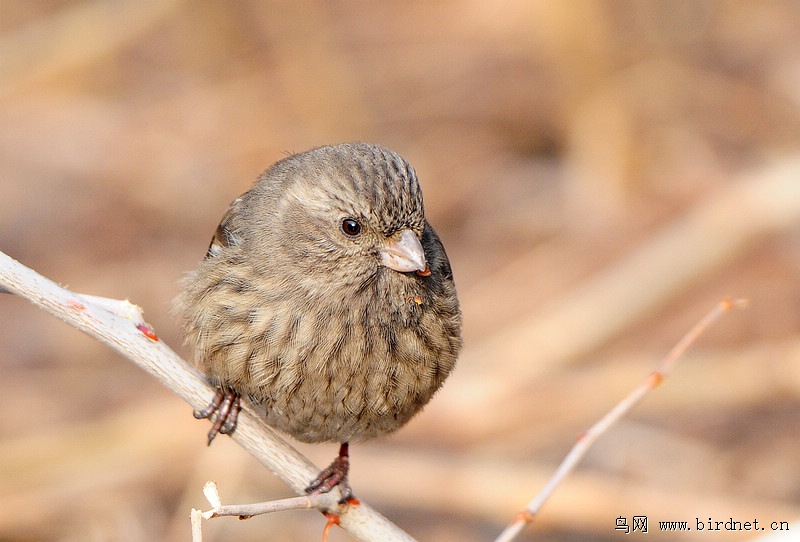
[200,480,341,519]
[494,298,747,542]
[0,249,416,542]
[190,508,204,542]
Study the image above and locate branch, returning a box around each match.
[200,480,341,519]
[192,482,348,542]
[494,298,747,542]
[0,249,415,542]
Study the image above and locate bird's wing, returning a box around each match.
[205,196,245,259]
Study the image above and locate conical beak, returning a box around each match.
[380,229,427,273]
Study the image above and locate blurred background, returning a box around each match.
[1,1,800,541]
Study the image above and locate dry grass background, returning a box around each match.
[1,1,800,541]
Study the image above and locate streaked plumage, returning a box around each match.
[176,142,461,495]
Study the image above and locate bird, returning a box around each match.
[175,142,462,500]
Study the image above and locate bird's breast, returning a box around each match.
[243,283,455,443]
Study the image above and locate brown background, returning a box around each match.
[1,2,799,541]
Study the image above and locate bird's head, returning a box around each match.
[248,143,430,289]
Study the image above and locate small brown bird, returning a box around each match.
[176,143,462,499]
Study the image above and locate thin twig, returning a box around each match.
[200,480,341,519]
[0,249,415,542]
[494,298,747,542]
[190,508,204,542]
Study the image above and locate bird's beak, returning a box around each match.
[380,229,427,273]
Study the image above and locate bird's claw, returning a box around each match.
[305,442,355,503]
[194,387,241,445]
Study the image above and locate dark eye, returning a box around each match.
[341,218,362,237]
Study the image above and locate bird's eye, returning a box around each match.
[341,218,362,237]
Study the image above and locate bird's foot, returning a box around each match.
[193,387,241,445]
[305,442,356,503]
